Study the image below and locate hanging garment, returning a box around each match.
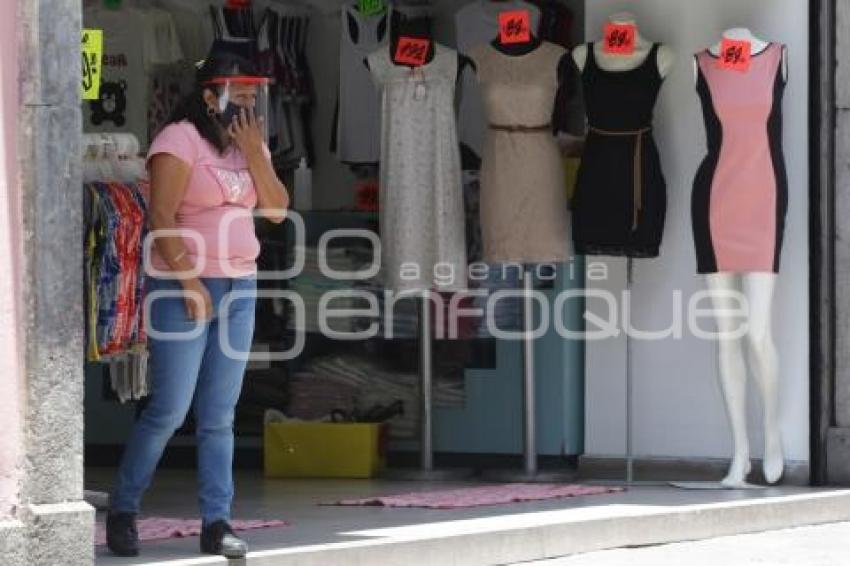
[368,44,467,292]
[145,6,192,142]
[525,0,573,48]
[572,43,667,258]
[292,15,316,167]
[147,64,185,142]
[275,13,315,170]
[462,170,484,264]
[334,4,393,164]
[157,0,216,64]
[209,4,258,62]
[210,3,256,44]
[455,0,542,160]
[692,43,788,274]
[525,0,576,133]
[470,41,570,264]
[84,182,148,360]
[84,171,150,402]
[255,8,285,157]
[83,5,184,150]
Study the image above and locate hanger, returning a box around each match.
[83,133,144,183]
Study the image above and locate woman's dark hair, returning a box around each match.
[166,49,262,154]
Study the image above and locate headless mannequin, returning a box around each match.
[486,34,573,83]
[693,27,789,82]
[708,274,783,487]
[572,12,675,77]
[697,29,787,488]
[364,15,471,82]
[466,33,573,134]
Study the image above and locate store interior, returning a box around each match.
[83,0,587,471]
[80,0,813,560]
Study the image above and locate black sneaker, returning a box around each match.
[105,512,139,557]
[200,520,247,559]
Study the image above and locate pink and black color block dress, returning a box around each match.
[692,43,788,274]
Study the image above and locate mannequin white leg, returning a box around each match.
[742,273,784,484]
[706,273,752,487]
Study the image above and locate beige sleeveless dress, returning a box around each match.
[470,41,570,263]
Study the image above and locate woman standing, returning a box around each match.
[106,52,288,559]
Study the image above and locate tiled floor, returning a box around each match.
[87,468,837,565]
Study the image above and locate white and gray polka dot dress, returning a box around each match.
[368,44,467,292]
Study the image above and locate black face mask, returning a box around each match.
[215,101,245,128]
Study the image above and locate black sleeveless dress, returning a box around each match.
[572,43,667,258]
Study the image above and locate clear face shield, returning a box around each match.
[206,76,271,145]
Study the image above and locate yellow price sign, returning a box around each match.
[81,29,103,101]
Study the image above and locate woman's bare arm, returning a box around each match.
[148,153,212,319]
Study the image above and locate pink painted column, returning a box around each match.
[0,0,24,519]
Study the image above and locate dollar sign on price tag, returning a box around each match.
[394,37,430,67]
[603,23,636,55]
[499,10,531,44]
[358,0,386,16]
[81,29,103,101]
[717,38,752,72]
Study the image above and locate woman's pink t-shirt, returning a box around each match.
[145,120,268,278]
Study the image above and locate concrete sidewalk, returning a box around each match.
[521,521,850,565]
[86,469,850,566]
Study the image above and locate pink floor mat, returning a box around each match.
[327,483,625,509]
[94,517,288,546]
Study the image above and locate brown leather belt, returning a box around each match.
[489,123,552,133]
[588,126,652,231]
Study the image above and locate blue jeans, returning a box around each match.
[111,276,257,524]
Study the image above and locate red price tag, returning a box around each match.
[603,23,636,54]
[716,38,752,72]
[394,37,430,66]
[499,10,531,44]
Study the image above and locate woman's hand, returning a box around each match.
[228,107,265,159]
[181,278,213,321]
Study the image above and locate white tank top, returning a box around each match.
[336,4,393,164]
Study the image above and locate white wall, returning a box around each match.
[583,0,810,464]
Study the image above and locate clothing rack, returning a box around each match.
[83,133,151,403]
[82,133,145,183]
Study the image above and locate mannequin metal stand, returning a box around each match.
[382,292,474,481]
[483,266,576,483]
[622,257,667,487]
[625,257,635,485]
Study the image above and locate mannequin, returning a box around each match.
[466,22,572,264]
[708,274,783,487]
[471,32,574,129]
[693,28,788,82]
[695,28,787,488]
[364,12,467,293]
[486,33,573,85]
[570,10,672,257]
[364,16,472,82]
[573,12,675,77]
[468,24,574,481]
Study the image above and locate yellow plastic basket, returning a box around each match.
[263,422,388,479]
